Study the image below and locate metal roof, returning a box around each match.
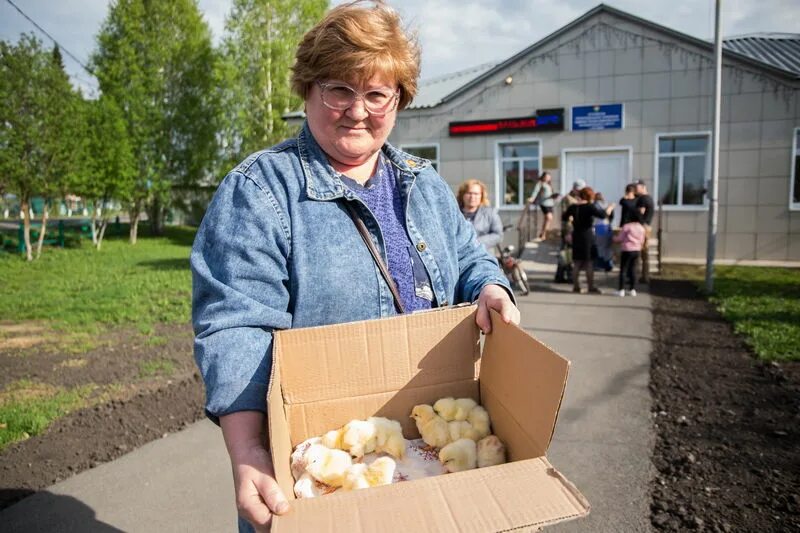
[407,62,496,109]
[407,5,799,112]
[723,33,800,78]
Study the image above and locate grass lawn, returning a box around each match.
[0,224,195,337]
[0,225,196,450]
[661,264,800,361]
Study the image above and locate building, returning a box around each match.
[390,4,800,262]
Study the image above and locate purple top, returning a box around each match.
[341,154,433,312]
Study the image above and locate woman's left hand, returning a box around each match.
[476,284,520,334]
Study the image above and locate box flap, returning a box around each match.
[272,457,590,532]
[480,310,570,458]
[284,380,479,447]
[273,306,480,444]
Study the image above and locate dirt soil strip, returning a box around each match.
[0,373,205,511]
[649,279,800,532]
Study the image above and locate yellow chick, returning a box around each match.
[453,398,478,421]
[411,404,450,449]
[477,435,507,468]
[466,405,491,440]
[439,438,478,473]
[433,397,458,421]
[368,416,407,459]
[341,419,378,458]
[304,443,353,487]
[321,428,344,450]
[447,420,473,442]
[342,457,396,491]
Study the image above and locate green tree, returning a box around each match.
[217,0,327,173]
[74,95,136,250]
[0,36,82,260]
[33,46,86,259]
[92,0,219,241]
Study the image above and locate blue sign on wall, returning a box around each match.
[572,104,624,131]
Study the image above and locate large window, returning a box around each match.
[792,128,800,210]
[497,140,541,207]
[656,133,710,208]
[400,143,439,171]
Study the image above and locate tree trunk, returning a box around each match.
[90,202,98,245]
[96,217,109,251]
[129,208,140,244]
[21,199,33,261]
[35,203,49,260]
[149,197,164,237]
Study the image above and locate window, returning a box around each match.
[400,143,439,171]
[655,133,710,208]
[791,128,800,210]
[496,140,541,207]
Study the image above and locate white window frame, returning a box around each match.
[399,142,440,170]
[654,131,711,211]
[494,137,543,210]
[791,127,800,211]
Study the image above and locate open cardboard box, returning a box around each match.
[268,305,590,532]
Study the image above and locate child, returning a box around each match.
[613,220,646,296]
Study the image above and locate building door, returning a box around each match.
[564,150,630,205]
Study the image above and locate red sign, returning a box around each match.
[449,109,564,136]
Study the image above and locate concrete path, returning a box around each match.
[0,240,654,532]
[520,241,655,532]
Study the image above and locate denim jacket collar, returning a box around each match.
[297,121,429,201]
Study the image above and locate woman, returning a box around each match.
[562,186,614,294]
[528,171,557,240]
[457,179,503,252]
[190,2,519,531]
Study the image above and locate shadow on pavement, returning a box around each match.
[557,360,651,425]
[0,490,122,533]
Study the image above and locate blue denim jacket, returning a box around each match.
[191,123,511,421]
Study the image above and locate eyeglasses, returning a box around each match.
[316,80,400,116]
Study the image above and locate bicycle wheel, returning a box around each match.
[512,265,530,295]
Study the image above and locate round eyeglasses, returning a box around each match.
[316,81,400,116]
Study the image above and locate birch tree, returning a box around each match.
[217,0,327,174]
[0,36,80,260]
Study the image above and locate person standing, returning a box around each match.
[613,219,646,297]
[190,3,519,531]
[458,179,504,252]
[635,180,654,283]
[562,187,614,294]
[528,171,558,240]
[618,183,641,227]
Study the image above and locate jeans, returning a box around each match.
[619,251,640,291]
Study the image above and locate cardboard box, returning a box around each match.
[268,305,590,532]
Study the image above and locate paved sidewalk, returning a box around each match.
[0,240,654,532]
[520,241,655,532]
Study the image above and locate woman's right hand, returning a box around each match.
[221,411,290,532]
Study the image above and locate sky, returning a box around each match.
[1,0,799,96]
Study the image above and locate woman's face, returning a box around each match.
[305,73,398,170]
[462,184,483,210]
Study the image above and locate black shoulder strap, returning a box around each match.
[343,201,406,314]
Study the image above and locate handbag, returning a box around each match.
[343,201,406,314]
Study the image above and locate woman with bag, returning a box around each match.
[562,187,614,294]
[190,2,519,531]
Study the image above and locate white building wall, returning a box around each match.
[391,12,800,261]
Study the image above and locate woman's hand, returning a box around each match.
[221,411,289,532]
[476,284,520,334]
